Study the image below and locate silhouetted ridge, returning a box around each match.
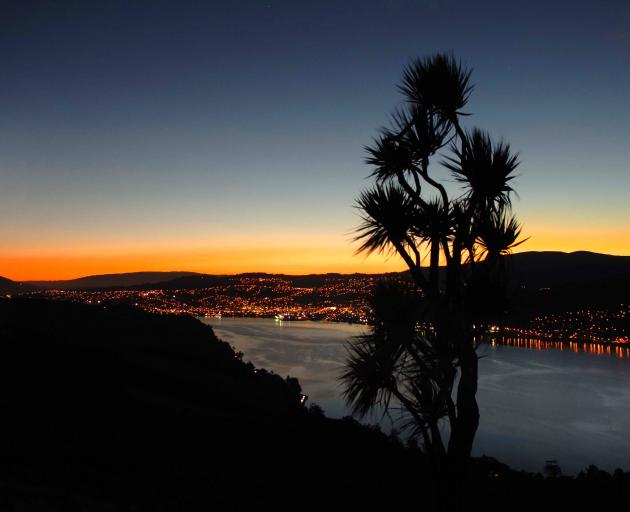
[504,252,630,319]
[128,272,380,290]
[0,276,34,294]
[27,271,201,290]
[506,251,630,289]
[124,252,630,292]
[127,273,233,290]
[16,252,630,293]
[1,298,628,510]
[0,298,421,508]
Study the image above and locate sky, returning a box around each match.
[1,0,629,280]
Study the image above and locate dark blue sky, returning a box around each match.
[1,0,629,278]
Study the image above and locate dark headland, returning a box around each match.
[1,297,629,510]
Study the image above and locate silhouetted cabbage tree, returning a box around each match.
[342,53,526,498]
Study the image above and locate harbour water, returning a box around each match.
[201,317,630,474]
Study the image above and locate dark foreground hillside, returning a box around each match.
[1,298,629,511]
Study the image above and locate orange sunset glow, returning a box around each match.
[3,3,630,507]
[3,223,630,281]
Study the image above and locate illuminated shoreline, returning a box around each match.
[10,284,628,353]
[484,335,630,359]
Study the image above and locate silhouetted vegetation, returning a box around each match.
[342,53,527,508]
[0,298,423,509]
[1,297,629,510]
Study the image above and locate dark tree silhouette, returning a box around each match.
[341,53,526,506]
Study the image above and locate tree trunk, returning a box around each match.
[449,344,479,459]
[429,238,440,296]
[442,337,479,511]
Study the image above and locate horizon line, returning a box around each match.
[4,249,628,283]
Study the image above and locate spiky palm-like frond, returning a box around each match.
[365,133,414,182]
[342,280,449,425]
[354,184,416,256]
[476,209,527,259]
[366,104,452,185]
[341,333,401,417]
[342,282,455,427]
[389,105,451,160]
[467,209,527,320]
[367,280,419,328]
[398,53,473,118]
[444,128,519,210]
[450,200,475,251]
[342,281,418,417]
[411,197,452,244]
[347,52,525,466]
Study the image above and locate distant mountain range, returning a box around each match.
[505,251,630,290]
[505,251,630,317]
[23,271,200,291]
[1,251,629,297]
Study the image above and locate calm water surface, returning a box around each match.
[201,317,630,474]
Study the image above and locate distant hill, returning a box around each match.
[506,251,630,290]
[104,251,630,316]
[127,271,381,290]
[0,276,35,294]
[504,252,630,316]
[13,251,630,295]
[127,273,233,290]
[26,271,200,290]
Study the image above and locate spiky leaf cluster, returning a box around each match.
[344,53,526,456]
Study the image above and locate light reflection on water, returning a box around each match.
[201,317,630,474]
[488,336,630,359]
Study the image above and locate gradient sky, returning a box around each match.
[1,0,629,280]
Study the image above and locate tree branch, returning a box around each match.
[418,157,449,208]
[405,235,422,268]
[396,171,428,209]
[451,116,470,157]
